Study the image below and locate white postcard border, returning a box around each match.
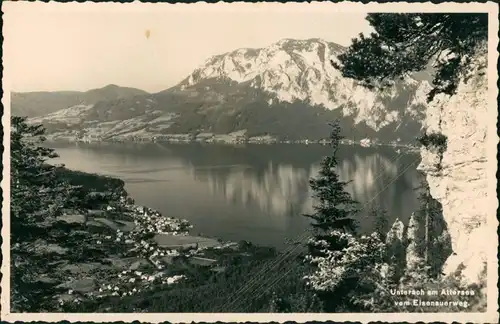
[1,1,498,322]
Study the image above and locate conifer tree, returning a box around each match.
[304,121,360,257]
[370,205,389,242]
[11,117,82,239]
[333,13,487,102]
[303,121,371,311]
[11,117,57,225]
[10,117,81,311]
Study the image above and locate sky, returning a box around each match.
[4,2,374,93]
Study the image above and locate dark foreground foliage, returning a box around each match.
[10,117,125,311]
[417,132,448,153]
[64,244,320,313]
[334,13,487,102]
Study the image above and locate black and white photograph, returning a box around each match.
[1,1,498,322]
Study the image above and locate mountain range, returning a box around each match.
[12,84,149,118]
[13,38,432,144]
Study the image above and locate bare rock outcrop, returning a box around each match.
[417,45,492,284]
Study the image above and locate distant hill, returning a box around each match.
[16,38,431,144]
[11,84,149,118]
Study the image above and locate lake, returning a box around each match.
[50,142,422,250]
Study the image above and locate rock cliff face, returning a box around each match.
[417,45,490,284]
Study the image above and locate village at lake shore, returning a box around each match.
[35,195,241,309]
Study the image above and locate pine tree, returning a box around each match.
[303,121,370,311]
[333,13,487,102]
[10,117,82,311]
[11,117,128,312]
[304,121,360,257]
[11,117,82,239]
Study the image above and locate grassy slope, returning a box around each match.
[12,85,150,118]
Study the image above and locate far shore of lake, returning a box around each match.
[44,135,420,152]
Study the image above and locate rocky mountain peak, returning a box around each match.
[184,38,347,105]
[181,38,429,134]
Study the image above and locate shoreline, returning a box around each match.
[50,188,249,309]
[44,136,420,151]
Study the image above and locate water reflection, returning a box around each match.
[198,162,311,218]
[50,142,421,248]
[183,145,421,233]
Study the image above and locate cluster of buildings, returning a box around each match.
[94,272,185,299]
[57,198,237,310]
[131,205,193,235]
[58,204,198,308]
[98,204,195,267]
[58,273,186,307]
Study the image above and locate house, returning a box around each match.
[360,138,372,147]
